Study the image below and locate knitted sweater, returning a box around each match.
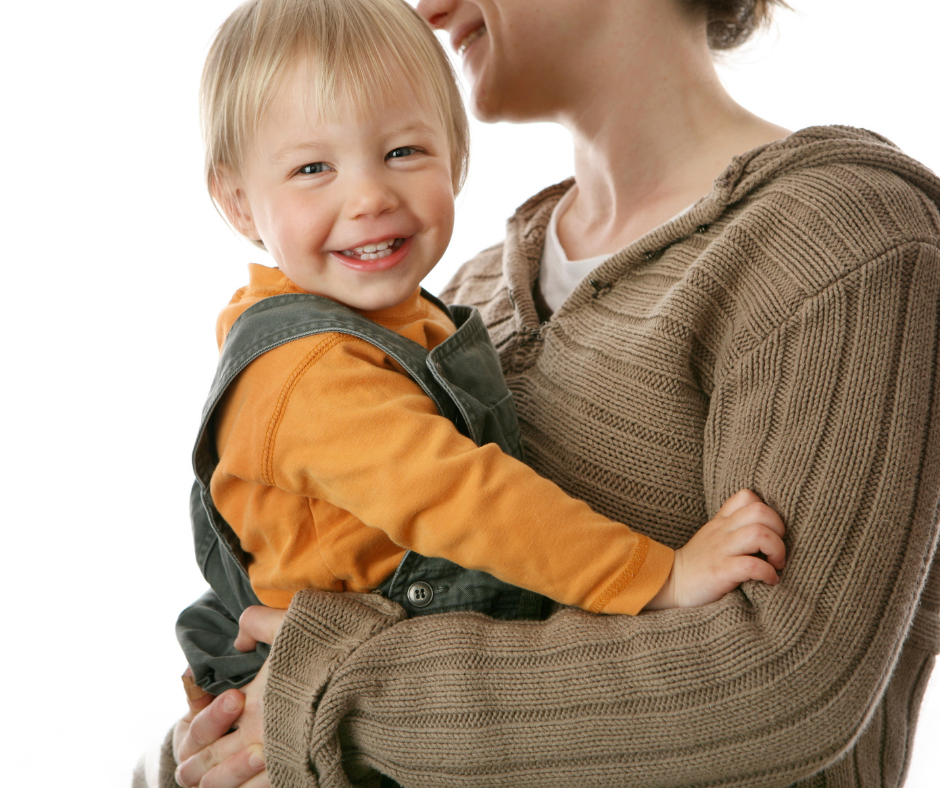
[169,126,940,788]
[257,126,940,787]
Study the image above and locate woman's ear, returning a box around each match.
[211,165,261,242]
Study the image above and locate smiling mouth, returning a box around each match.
[339,237,405,261]
[457,25,486,55]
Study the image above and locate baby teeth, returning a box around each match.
[342,238,404,260]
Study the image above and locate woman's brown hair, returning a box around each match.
[687,0,790,50]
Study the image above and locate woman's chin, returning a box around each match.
[469,88,500,123]
[467,72,510,124]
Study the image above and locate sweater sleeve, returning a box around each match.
[227,333,671,614]
[263,242,940,788]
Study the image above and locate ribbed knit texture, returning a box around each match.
[249,127,940,788]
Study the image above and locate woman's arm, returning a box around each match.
[261,241,940,787]
[158,488,788,788]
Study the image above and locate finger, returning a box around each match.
[755,530,786,570]
[238,605,287,647]
[178,689,245,762]
[729,555,780,587]
[235,771,272,788]
[233,629,259,653]
[200,746,268,788]
[716,489,761,517]
[241,772,273,788]
[731,525,787,570]
[725,502,786,537]
[176,730,256,788]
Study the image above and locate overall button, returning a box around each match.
[406,581,433,608]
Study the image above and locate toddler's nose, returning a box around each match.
[345,174,400,219]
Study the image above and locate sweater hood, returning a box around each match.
[714,125,940,209]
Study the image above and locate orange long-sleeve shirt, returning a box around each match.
[210,264,673,613]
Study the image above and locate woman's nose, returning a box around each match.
[416,0,457,29]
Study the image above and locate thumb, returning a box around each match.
[236,605,287,651]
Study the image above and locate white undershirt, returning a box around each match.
[538,187,696,313]
[538,188,609,313]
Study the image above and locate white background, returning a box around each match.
[1,1,937,785]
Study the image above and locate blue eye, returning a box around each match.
[298,162,330,175]
[387,146,420,159]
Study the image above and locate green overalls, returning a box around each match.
[178,291,547,694]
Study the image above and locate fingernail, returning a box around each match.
[174,766,185,787]
[223,693,240,712]
[249,751,265,769]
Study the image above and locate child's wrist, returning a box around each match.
[643,562,676,611]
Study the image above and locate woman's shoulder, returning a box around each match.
[671,129,940,377]
[711,126,940,293]
[726,126,940,252]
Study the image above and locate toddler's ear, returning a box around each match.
[211,165,260,242]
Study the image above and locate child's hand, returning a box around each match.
[234,604,287,652]
[645,489,786,610]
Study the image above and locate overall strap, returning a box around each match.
[427,304,524,461]
[200,292,458,445]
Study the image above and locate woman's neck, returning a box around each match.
[553,7,789,260]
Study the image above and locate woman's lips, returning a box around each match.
[331,236,413,272]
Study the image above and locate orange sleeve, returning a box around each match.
[257,335,673,615]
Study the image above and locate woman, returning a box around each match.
[163,0,940,786]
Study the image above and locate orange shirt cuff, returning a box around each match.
[591,537,675,615]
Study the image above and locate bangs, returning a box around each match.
[203,0,469,193]
[289,3,444,124]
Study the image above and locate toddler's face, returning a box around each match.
[222,64,455,311]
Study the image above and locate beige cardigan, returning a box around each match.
[157,126,940,788]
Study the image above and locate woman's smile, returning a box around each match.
[455,24,486,55]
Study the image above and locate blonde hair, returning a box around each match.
[201,0,469,196]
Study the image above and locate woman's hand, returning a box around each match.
[173,608,285,788]
[173,679,265,788]
[645,489,786,610]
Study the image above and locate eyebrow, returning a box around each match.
[272,121,440,163]
[384,121,439,139]
[273,141,328,163]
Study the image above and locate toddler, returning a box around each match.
[178,0,786,695]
